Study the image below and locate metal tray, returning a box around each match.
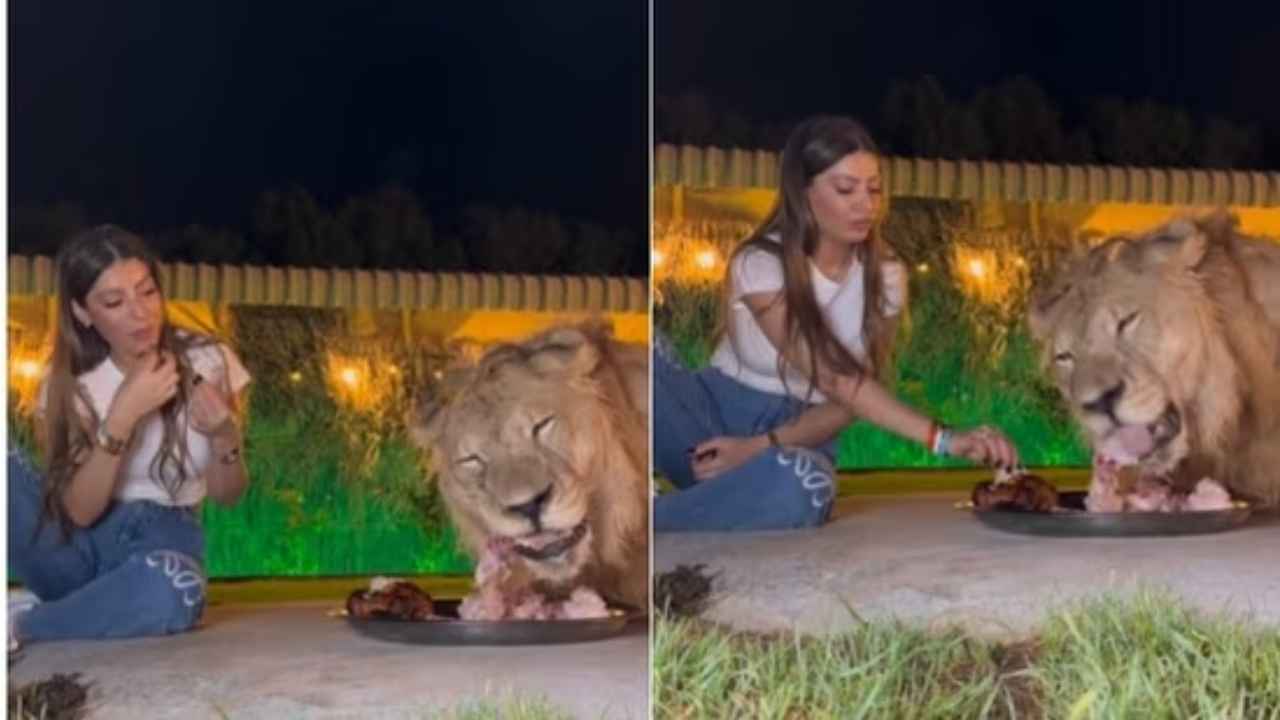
[967,490,1254,538]
[344,599,641,646]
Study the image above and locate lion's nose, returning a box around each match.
[507,486,553,525]
[1082,381,1126,418]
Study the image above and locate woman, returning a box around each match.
[8,225,251,652]
[654,115,1019,532]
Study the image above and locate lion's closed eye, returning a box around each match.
[1117,311,1141,337]
[532,414,556,441]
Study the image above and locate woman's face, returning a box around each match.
[71,258,164,358]
[806,150,883,246]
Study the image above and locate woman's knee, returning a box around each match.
[772,447,836,527]
[130,549,207,633]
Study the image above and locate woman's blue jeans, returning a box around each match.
[653,332,837,532]
[8,449,207,643]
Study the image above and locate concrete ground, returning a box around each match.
[655,483,1280,640]
[9,598,648,719]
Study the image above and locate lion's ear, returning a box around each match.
[404,349,477,454]
[1198,207,1239,243]
[526,324,604,378]
[1028,248,1087,342]
[1146,216,1209,270]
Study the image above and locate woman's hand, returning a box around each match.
[690,435,769,481]
[189,374,236,438]
[948,425,1020,469]
[105,350,179,436]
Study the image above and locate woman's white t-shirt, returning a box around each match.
[709,238,906,403]
[43,340,252,507]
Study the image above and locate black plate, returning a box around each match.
[970,490,1253,538]
[344,599,642,646]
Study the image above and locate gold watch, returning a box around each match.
[96,424,127,455]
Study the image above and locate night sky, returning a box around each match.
[9,2,647,243]
[657,0,1280,166]
[12,0,1280,256]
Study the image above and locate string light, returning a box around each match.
[289,371,303,383]
[652,249,665,267]
[16,360,41,379]
[967,258,987,279]
[340,367,360,387]
[695,249,718,270]
[916,263,929,274]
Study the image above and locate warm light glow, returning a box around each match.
[17,360,41,379]
[340,367,360,387]
[916,263,929,274]
[966,259,987,279]
[386,364,400,375]
[433,369,444,380]
[1013,257,1027,268]
[695,249,718,270]
[289,371,303,383]
[652,249,665,267]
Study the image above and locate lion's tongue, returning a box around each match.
[1097,425,1155,466]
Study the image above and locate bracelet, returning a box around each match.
[767,430,781,448]
[934,427,953,457]
[96,424,128,456]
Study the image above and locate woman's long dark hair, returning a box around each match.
[719,115,898,401]
[40,225,211,536]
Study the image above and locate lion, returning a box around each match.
[1028,209,1280,508]
[407,322,650,609]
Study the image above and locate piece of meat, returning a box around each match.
[457,535,614,621]
[972,472,1059,512]
[1124,475,1176,512]
[473,537,515,587]
[509,593,557,620]
[558,587,610,620]
[1085,461,1127,512]
[1184,478,1234,511]
[347,580,435,620]
[1087,455,1235,513]
[458,584,510,621]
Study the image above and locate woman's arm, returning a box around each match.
[773,401,858,448]
[741,290,1017,467]
[61,351,180,526]
[202,386,250,506]
[59,409,133,527]
[690,401,855,480]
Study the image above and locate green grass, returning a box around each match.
[200,412,472,578]
[653,590,1280,719]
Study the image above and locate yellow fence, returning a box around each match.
[654,143,1280,240]
[7,257,650,351]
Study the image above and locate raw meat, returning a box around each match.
[457,537,612,621]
